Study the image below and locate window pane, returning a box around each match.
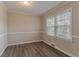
[56,11,71,26]
[47,16,55,36]
[47,17,55,26]
[56,10,71,39]
[56,26,71,39]
[56,14,65,25]
[47,26,54,35]
[64,11,71,25]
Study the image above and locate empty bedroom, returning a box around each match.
[0,1,79,57]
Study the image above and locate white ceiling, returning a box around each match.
[4,1,62,16]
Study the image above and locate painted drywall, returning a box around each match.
[0,2,7,56]
[42,2,79,56]
[7,12,42,45]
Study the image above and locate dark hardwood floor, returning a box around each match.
[1,41,69,57]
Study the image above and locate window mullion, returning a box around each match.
[54,16,57,37]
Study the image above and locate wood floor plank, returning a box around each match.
[1,41,69,57]
[23,44,29,56]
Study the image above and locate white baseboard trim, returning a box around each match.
[0,45,7,56]
[42,40,51,46]
[55,46,76,57]
[8,40,42,46]
[42,40,76,57]
[0,33,7,56]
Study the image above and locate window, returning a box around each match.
[47,8,72,40]
[47,16,55,36]
[56,10,72,39]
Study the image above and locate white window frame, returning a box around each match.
[46,8,72,42]
[55,8,72,42]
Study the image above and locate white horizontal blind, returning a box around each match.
[56,10,72,39]
[47,16,55,36]
[46,8,72,40]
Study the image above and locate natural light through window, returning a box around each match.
[47,8,72,41]
[47,16,55,36]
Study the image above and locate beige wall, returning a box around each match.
[7,12,42,45]
[1,1,79,57]
[42,2,79,56]
[0,2,7,56]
